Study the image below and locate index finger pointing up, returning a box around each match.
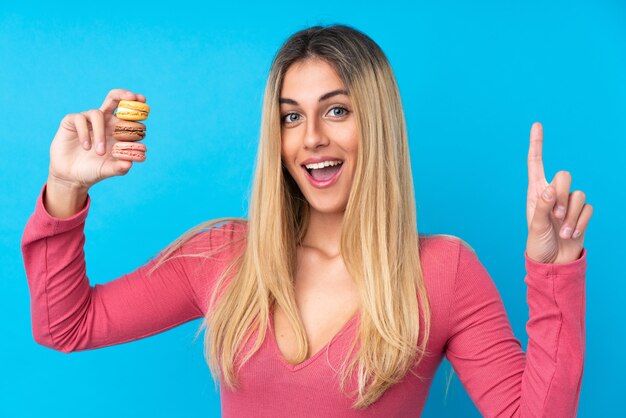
[528,122,546,184]
[99,89,145,114]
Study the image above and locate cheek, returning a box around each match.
[280,136,290,162]
[280,129,296,156]
[280,137,298,176]
[341,129,359,180]
[338,126,359,158]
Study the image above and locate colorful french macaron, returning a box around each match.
[112,120,146,141]
[111,141,147,162]
[115,100,150,121]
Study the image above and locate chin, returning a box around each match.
[306,197,348,215]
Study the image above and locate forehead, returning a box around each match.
[280,58,346,98]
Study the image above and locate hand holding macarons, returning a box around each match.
[48,89,150,191]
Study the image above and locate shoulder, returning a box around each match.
[200,219,248,245]
[417,233,484,299]
[182,218,248,257]
[150,218,247,271]
[418,233,477,270]
[418,233,497,301]
[176,219,247,286]
[416,234,496,330]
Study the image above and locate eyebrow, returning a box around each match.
[279,89,349,105]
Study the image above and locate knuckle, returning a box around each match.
[569,190,585,201]
[89,109,104,120]
[111,88,127,98]
[60,114,76,129]
[61,113,74,124]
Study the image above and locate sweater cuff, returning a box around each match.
[33,183,91,234]
[524,247,587,277]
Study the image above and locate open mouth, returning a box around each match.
[302,160,344,181]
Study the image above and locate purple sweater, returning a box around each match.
[21,185,586,417]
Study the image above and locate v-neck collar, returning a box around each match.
[268,304,360,372]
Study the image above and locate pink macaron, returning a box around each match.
[111,142,147,162]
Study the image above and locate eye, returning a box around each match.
[327,106,349,118]
[281,113,301,124]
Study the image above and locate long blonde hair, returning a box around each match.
[151,24,432,409]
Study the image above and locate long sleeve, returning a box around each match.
[21,184,244,353]
[445,240,586,417]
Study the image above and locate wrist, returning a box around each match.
[46,173,90,193]
[44,175,90,219]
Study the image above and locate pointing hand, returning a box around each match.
[525,122,593,264]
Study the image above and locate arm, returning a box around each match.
[445,240,586,417]
[21,184,240,353]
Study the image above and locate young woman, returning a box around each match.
[22,25,592,417]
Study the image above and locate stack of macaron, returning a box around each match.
[111,100,151,162]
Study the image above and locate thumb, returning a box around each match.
[100,160,133,179]
[530,184,557,232]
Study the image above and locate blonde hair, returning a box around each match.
[151,24,437,409]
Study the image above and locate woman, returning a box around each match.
[22,25,592,416]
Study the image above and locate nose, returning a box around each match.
[303,118,329,150]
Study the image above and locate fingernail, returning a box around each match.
[543,188,553,200]
[572,230,581,238]
[560,226,572,239]
[97,143,105,154]
[83,141,91,149]
[555,206,566,218]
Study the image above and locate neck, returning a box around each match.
[300,207,344,258]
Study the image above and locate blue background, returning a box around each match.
[2,0,624,416]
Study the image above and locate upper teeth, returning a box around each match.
[305,160,343,169]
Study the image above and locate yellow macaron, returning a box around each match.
[115,100,150,121]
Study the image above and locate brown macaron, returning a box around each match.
[112,121,146,141]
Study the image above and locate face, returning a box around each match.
[280,58,358,215]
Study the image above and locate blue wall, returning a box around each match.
[2,0,624,416]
